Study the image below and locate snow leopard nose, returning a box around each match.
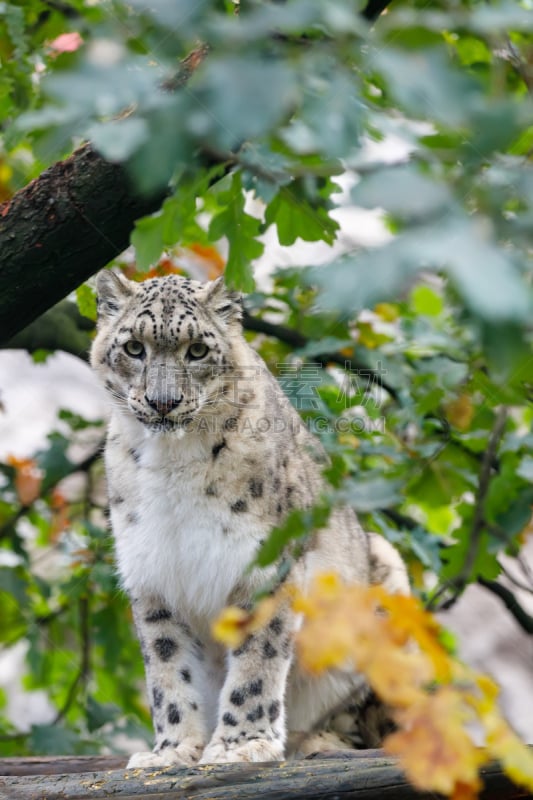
[144,393,183,416]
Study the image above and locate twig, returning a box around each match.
[497,560,533,596]
[428,407,508,610]
[500,37,533,94]
[161,44,210,92]
[463,406,508,578]
[478,578,533,634]
[517,552,533,586]
[52,596,90,724]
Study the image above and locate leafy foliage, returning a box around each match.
[0,418,149,754]
[215,574,533,798]
[1,0,533,790]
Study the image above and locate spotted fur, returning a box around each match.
[90,271,409,767]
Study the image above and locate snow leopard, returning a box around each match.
[90,269,409,767]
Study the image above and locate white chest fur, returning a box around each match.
[108,429,265,623]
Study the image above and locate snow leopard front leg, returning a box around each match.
[127,596,209,769]
[201,608,294,764]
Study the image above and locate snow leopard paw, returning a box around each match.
[200,736,284,764]
[127,739,204,769]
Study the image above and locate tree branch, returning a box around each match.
[463,406,508,579]
[4,300,94,358]
[0,145,166,345]
[361,0,395,22]
[478,578,533,635]
[429,406,509,611]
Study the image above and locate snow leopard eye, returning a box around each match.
[124,340,145,358]
[187,342,209,360]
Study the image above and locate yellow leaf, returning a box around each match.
[471,678,533,793]
[451,782,480,800]
[339,346,354,358]
[357,321,393,349]
[487,720,533,792]
[292,576,434,701]
[385,689,486,797]
[408,560,426,590]
[0,161,12,183]
[365,648,431,708]
[375,302,399,321]
[211,606,250,649]
[445,394,474,431]
[338,433,360,449]
[376,590,452,682]
[286,572,533,800]
[212,596,278,649]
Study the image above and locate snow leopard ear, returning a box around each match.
[203,277,243,325]
[95,269,135,319]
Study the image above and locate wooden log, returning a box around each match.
[0,749,382,776]
[0,753,530,800]
[0,754,128,776]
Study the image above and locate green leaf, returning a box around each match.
[131,212,165,271]
[75,284,97,321]
[265,186,339,246]
[88,117,149,163]
[0,566,29,608]
[494,488,533,541]
[126,0,206,31]
[31,349,52,363]
[131,167,223,270]
[339,476,402,512]
[127,99,191,194]
[351,164,452,222]
[369,46,479,128]
[93,606,125,669]
[29,723,81,755]
[517,456,533,482]
[469,3,533,34]
[86,696,120,732]
[296,337,354,358]
[36,433,74,492]
[208,172,263,291]
[283,66,363,159]
[254,504,330,568]
[310,217,532,322]
[58,409,104,431]
[191,56,297,150]
[410,284,444,317]
[409,526,444,572]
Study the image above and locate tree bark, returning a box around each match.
[0,144,166,344]
[0,755,127,776]
[0,753,527,800]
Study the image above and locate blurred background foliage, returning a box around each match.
[1,0,533,755]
